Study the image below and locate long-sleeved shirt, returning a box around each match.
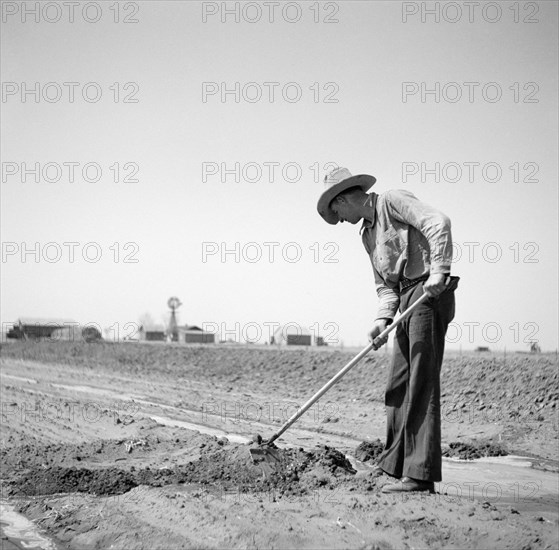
[360,190,452,321]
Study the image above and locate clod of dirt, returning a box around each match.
[354,439,385,463]
[12,467,137,497]
[442,440,508,460]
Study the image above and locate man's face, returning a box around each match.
[331,196,362,224]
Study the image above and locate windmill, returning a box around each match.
[167,296,182,342]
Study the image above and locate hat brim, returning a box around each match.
[317,174,376,224]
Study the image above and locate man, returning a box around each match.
[317,167,459,493]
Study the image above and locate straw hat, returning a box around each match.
[317,167,376,224]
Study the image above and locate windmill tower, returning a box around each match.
[167,296,182,342]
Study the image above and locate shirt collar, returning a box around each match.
[359,193,377,235]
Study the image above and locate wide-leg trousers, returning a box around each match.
[377,277,458,482]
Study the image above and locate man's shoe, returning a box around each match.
[381,476,435,494]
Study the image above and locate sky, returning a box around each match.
[1,0,558,350]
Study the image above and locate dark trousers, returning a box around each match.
[377,278,457,482]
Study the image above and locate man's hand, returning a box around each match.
[423,273,448,297]
[368,319,390,350]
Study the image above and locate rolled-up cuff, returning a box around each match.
[374,317,394,325]
[375,305,399,321]
[430,263,451,275]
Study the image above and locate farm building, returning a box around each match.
[138,324,215,344]
[7,318,80,341]
[139,324,167,342]
[178,325,215,344]
[272,324,313,346]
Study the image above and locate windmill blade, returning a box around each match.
[167,296,183,311]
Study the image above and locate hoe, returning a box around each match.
[250,289,433,467]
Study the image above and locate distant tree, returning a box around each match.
[82,326,102,343]
[161,313,170,331]
[529,341,541,353]
[138,312,155,330]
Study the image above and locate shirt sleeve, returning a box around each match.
[384,189,452,274]
[374,267,401,321]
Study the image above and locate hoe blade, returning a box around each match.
[249,446,282,475]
